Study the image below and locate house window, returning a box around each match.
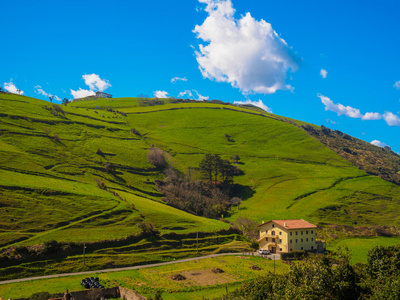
[290,232,292,236]
[311,246,314,250]
[295,239,298,243]
[301,231,303,235]
[295,232,298,235]
[301,247,303,250]
[279,239,282,243]
[301,238,303,242]
[306,238,309,242]
[266,238,268,241]
[279,231,282,235]
[279,248,282,251]
[290,249,292,251]
[306,230,308,234]
[271,231,275,236]
[311,230,314,234]
[272,224,275,228]
[311,238,313,241]
[272,238,275,242]
[290,240,292,244]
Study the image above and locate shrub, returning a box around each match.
[30,292,54,300]
[53,133,60,142]
[147,147,168,169]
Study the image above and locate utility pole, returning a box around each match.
[274,255,275,274]
[83,242,87,266]
[196,231,199,255]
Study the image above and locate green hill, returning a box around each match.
[1,93,400,279]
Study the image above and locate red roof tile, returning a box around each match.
[259,219,317,229]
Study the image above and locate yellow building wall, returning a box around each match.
[259,223,317,253]
[287,228,317,252]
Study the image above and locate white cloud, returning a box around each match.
[3,81,24,95]
[193,90,209,100]
[362,112,382,121]
[318,94,400,127]
[82,74,111,92]
[383,111,400,126]
[178,90,193,98]
[320,69,328,79]
[177,89,209,100]
[70,88,95,99]
[326,119,336,124]
[371,140,388,148]
[70,73,111,99]
[154,90,169,98]
[234,99,272,113]
[394,80,400,89]
[194,0,298,95]
[34,85,61,101]
[171,77,188,83]
[318,94,362,118]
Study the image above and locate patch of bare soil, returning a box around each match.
[179,270,236,286]
[250,265,262,270]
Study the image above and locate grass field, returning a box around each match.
[328,236,400,264]
[1,93,400,279]
[0,255,288,299]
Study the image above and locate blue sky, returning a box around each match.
[1,0,400,152]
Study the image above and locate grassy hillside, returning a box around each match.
[1,93,400,279]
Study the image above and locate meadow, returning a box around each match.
[0,255,288,299]
[1,93,400,280]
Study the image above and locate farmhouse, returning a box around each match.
[258,219,325,253]
[95,91,112,98]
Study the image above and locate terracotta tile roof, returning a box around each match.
[258,219,317,229]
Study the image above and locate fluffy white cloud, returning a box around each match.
[394,80,400,89]
[70,88,95,99]
[234,99,272,113]
[82,74,111,92]
[194,0,298,94]
[154,90,169,98]
[383,111,400,126]
[318,94,362,118]
[371,140,388,148]
[320,69,328,79]
[70,73,111,99]
[3,81,23,95]
[34,85,61,101]
[177,89,209,100]
[362,112,382,120]
[171,77,188,83]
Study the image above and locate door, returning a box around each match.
[271,247,276,254]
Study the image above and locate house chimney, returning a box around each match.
[284,222,287,227]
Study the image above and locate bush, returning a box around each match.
[281,250,308,260]
[43,240,61,255]
[30,292,54,300]
[147,147,168,169]
[53,133,60,142]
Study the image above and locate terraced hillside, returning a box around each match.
[1,93,400,279]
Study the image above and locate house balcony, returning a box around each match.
[257,234,279,243]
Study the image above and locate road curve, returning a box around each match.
[0,252,279,285]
